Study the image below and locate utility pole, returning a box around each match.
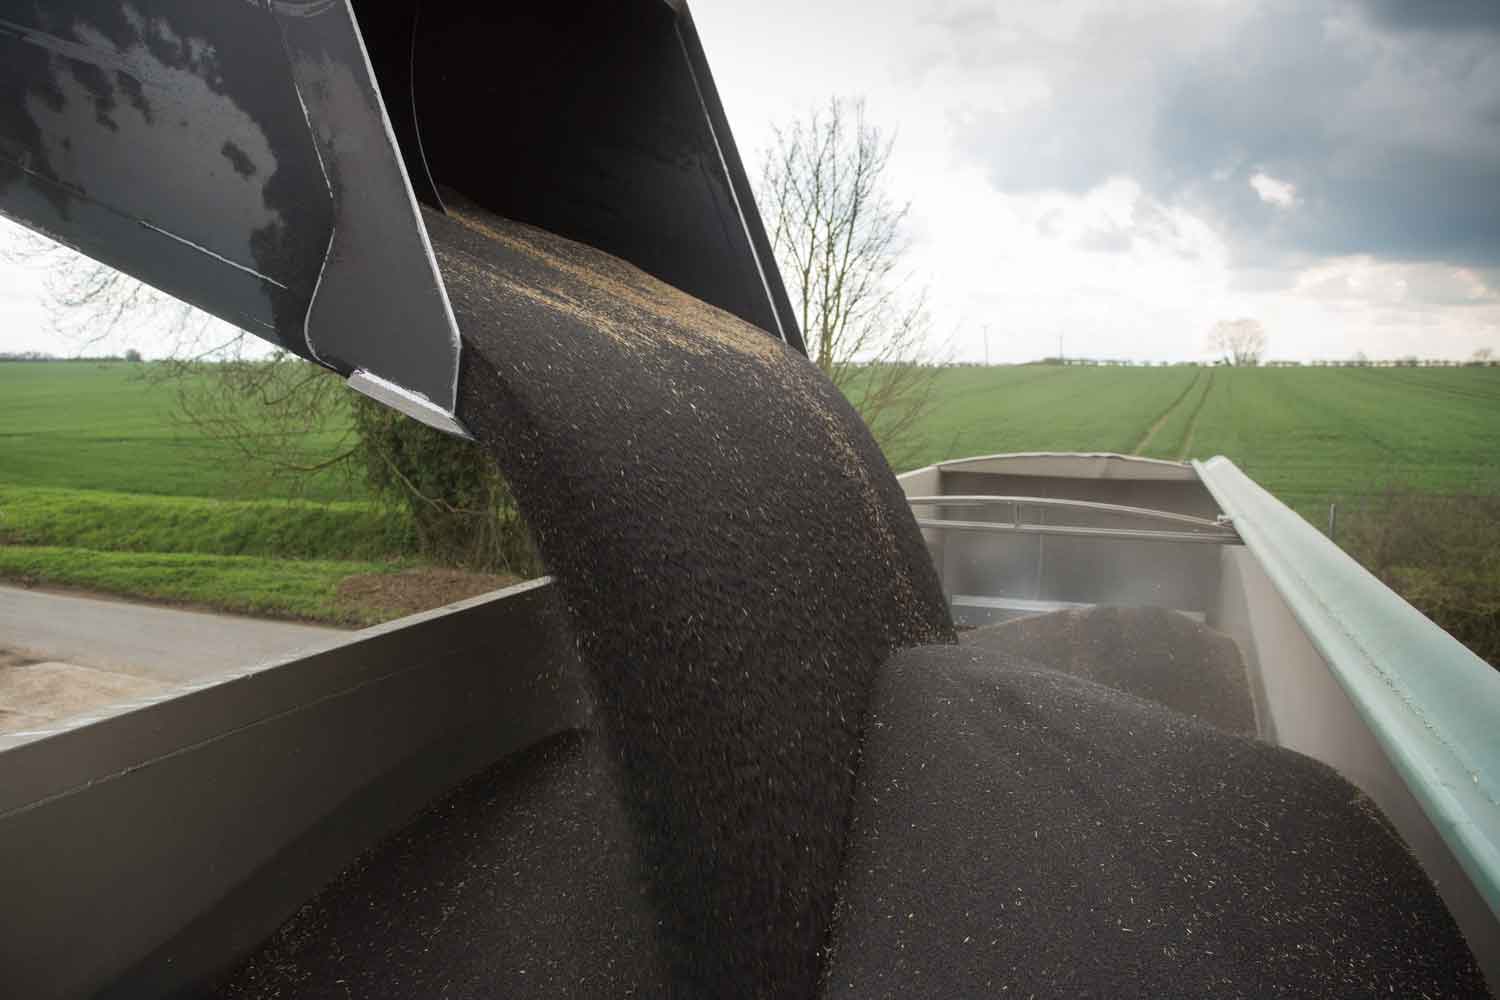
[983,325,990,367]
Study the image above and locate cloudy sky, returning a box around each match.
[693,0,1500,362]
[3,0,1498,363]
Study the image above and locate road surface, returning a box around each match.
[0,585,346,737]
[0,584,342,683]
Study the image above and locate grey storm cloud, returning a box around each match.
[945,0,1500,269]
[1361,0,1500,34]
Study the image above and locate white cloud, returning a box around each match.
[692,0,1500,363]
[1249,171,1297,208]
[1295,256,1496,308]
[0,217,55,355]
[0,215,252,360]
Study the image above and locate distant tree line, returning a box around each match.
[1264,357,1499,368]
[949,356,1500,369]
[1034,357,1193,367]
[0,349,142,362]
[13,350,1489,370]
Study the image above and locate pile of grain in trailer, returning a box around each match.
[963,605,1257,735]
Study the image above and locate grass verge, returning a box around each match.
[0,545,399,626]
[1337,490,1500,667]
[0,486,412,561]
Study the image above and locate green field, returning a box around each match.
[0,546,395,623]
[0,362,418,623]
[2,360,1498,628]
[0,361,357,500]
[899,364,1500,511]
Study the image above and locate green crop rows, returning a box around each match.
[1,362,410,622]
[902,364,1500,510]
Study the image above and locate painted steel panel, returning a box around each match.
[0,578,587,999]
[1196,457,1500,947]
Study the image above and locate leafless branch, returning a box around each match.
[1208,318,1267,366]
[758,97,942,464]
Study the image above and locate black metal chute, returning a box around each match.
[0,0,802,435]
[398,0,802,353]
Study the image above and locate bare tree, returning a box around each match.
[758,97,940,466]
[1208,318,1267,366]
[170,353,364,493]
[2,228,244,362]
[2,230,353,494]
[5,229,537,571]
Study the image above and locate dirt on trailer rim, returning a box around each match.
[335,569,520,620]
[0,650,175,736]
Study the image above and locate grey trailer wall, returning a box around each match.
[0,578,588,999]
[1212,545,1500,986]
[1198,458,1500,988]
[898,455,1228,624]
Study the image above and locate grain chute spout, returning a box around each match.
[0,0,801,435]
